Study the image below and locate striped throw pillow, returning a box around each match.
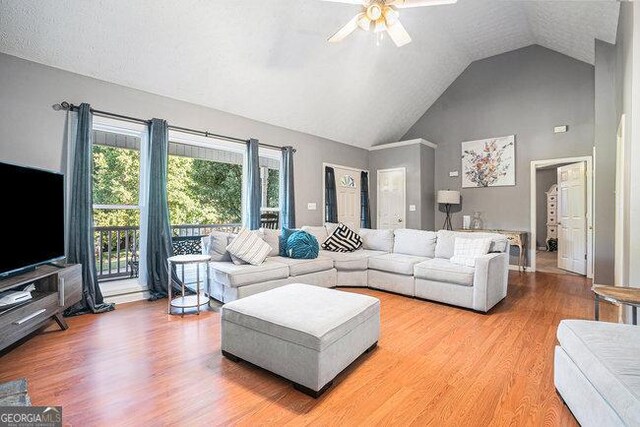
[321,223,363,252]
[226,228,272,266]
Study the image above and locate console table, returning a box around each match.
[457,229,528,272]
[593,285,640,325]
[0,264,82,352]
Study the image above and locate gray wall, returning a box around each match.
[402,45,596,266]
[535,168,557,248]
[369,143,435,230]
[420,144,436,230]
[0,53,369,227]
[594,40,618,284]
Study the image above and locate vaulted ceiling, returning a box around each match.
[0,0,620,148]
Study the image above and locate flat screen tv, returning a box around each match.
[0,161,65,278]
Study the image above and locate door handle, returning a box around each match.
[398,218,403,223]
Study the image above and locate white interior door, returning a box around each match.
[557,162,587,275]
[334,167,361,228]
[377,168,406,230]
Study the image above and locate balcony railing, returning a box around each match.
[94,223,241,281]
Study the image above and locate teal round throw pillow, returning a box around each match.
[287,231,319,259]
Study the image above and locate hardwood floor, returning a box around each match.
[0,271,616,426]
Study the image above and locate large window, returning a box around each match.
[167,140,244,232]
[90,120,281,284]
[92,126,143,281]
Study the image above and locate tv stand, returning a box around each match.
[0,264,82,352]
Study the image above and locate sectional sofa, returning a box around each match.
[204,226,510,313]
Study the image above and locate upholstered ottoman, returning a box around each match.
[221,283,380,397]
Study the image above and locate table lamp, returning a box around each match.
[437,190,461,230]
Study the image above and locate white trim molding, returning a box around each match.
[369,138,438,151]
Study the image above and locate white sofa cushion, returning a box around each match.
[259,228,280,258]
[413,258,475,286]
[203,231,233,262]
[359,228,394,252]
[221,283,380,351]
[450,237,492,267]
[557,320,640,426]
[209,259,289,287]
[368,253,430,276]
[268,256,334,277]
[321,249,386,271]
[393,229,437,257]
[301,226,329,244]
[435,230,508,259]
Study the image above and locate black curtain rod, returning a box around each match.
[55,101,292,151]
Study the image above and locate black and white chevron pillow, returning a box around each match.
[322,223,363,252]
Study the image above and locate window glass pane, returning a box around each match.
[92,129,142,281]
[167,141,243,228]
[266,168,279,208]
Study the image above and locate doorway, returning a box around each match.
[334,166,361,227]
[377,168,406,230]
[530,156,593,278]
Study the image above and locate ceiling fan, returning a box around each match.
[323,0,457,47]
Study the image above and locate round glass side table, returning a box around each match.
[167,254,211,316]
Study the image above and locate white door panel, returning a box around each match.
[334,167,360,228]
[557,162,587,275]
[377,168,406,230]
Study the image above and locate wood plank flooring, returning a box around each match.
[0,271,616,426]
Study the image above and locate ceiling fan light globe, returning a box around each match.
[366,4,383,20]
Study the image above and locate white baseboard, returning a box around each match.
[105,290,150,305]
[101,278,150,305]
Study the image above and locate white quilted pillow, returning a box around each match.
[450,238,492,267]
[226,228,272,266]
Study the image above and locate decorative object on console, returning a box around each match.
[287,231,320,259]
[322,223,363,252]
[471,211,484,230]
[437,190,460,230]
[226,229,271,266]
[462,215,471,230]
[461,135,515,188]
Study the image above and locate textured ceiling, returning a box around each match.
[0,0,619,148]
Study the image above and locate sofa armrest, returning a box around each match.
[472,252,509,312]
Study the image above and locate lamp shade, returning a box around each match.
[437,190,460,205]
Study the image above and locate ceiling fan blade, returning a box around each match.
[385,20,412,47]
[387,0,457,8]
[328,14,363,43]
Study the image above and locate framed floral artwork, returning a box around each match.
[461,135,515,188]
